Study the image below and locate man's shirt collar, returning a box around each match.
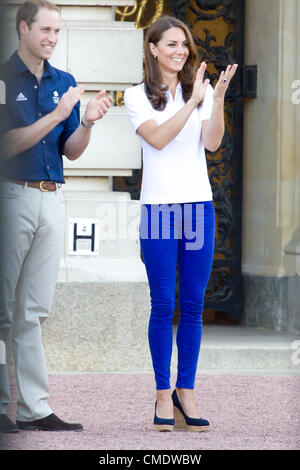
[9,51,28,75]
[9,50,58,79]
[43,59,58,78]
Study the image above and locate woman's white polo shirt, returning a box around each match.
[124,82,214,204]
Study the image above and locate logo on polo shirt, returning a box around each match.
[16,92,27,102]
[52,90,60,104]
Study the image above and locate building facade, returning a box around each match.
[2,0,299,372]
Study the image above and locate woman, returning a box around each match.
[124,16,237,432]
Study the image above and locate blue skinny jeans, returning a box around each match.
[140,201,215,390]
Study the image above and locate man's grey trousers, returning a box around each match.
[0,181,65,421]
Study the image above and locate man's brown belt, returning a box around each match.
[7,179,61,192]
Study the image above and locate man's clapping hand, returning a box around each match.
[83,90,113,126]
[54,85,85,122]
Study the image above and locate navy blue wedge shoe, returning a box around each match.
[172,390,210,432]
[153,402,174,432]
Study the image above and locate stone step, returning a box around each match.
[6,283,300,375]
[196,325,300,374]
[45,284,300,375]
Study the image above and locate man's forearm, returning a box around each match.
[2,111,61,159]
[63,122,92,160]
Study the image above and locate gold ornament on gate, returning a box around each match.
[115,0,164,30]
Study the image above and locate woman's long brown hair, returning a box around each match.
[144,16,199,111]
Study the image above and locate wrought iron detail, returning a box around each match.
[168,0,236,24]
[205,267,233,302]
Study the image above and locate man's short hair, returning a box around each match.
[16,0,60,39]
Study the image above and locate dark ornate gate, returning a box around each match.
[114,0,257,322]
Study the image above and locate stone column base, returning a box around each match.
[43,282,152,373]
[243,274,300,334]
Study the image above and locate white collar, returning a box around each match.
[166,81,182,102]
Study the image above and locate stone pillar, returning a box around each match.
[243,0,300,333]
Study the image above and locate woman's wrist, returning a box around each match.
[187,97,199,109]
[213,96,225,106]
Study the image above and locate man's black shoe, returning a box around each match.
[16,413,83,432]
[0,414,19,433]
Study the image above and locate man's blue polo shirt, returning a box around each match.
[0,51,80,183]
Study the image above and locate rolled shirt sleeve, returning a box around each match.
[124,84,157,132]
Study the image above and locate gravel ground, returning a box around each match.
[1,373,299,450]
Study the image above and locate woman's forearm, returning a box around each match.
[137,98,198,151]
[201,99,225,152]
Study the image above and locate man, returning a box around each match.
[0,0,112,433]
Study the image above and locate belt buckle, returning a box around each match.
[39,181,49,192]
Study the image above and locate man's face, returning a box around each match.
[20,7,61,61]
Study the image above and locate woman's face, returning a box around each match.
[150,27,190,76]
